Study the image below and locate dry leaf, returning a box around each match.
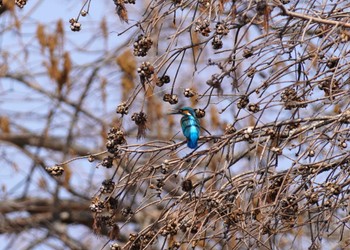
[0,116,10,133]
[210,106,220,130]
[100,17,108,40]
[116,50,136,76]
[36,24,47,53]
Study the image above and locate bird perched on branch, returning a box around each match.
[170,107,200,149]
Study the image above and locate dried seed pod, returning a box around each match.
[215,22,229,35]
[131,111,148,139]
[243,48,253,58]
[69,18,81,32]
[88,155,95,162]
[121,207,133,217]
[195,19,211,37]
[183,88,196,97]
[306,191,318,204]
[340,29,350,43]
[15,0,27,8]
[308,150,315,157]
[248,103,260,113]
[168,94,178,105]
[225,124,236,134]
[281,87,307,109]
[110,243,121,250]
[156,75,170,87]
[102,156,114,168]
[163,93,172,102]
[89,198,105,213]
[181,179,193,192]
[212,35,223,50]
[46,165,64,176]
[100,179,115,193]
[160,75,170,83]
[138,61,155,87]
[116,102,129,115]
[137,62,154,78]
[271,147,282,155]
[198,0,210,7]
[195,108,205,118]
[133,34,153,57]
[339,141,347,149]
[243,127,254,143]
[326,57,339,69]
[237,95,249,109]
[280,195,298,221]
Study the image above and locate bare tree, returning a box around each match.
[2,0,350,249]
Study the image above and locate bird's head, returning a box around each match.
[169,107,196,117]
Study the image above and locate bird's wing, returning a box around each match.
[181,115,200,138]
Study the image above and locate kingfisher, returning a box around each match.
[170,107,200,149]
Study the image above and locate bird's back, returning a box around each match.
[181,115,200,148]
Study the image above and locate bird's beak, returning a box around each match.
[168,109,181,115]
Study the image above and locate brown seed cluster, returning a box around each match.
[138,62,155,86]
[133,34,153,57]
[325,182,341,196]
[81,10,88,16]
[326,57,339,69]
[243,47,253,58]
[102,155,114,168]
[116,102,129,115]
[281,87,307,109]
[15,0,27,8]
[195,108,205,118]
[131,112,147,126]
[110,243,121,250]
[248,103,260,113]
[318,79,341,97]
[163,93,178,104]
[127,230,157,250]
[215,22,229,35]
[138,62,154,79]
[195,19,211,37]
[212,35,223,50]
[106,127,126,154]
[45,165,64,176]
[198,0,210,7]
[224,124,236,134]
[181,179,193,192]
[155,75,170,87]
[131,111,148,139]
[183,88,195,97]
[237,95,249,109]
[69,18,81,32]
[100,179,115,194]
[280,195,298,222]
[340,29,350,43]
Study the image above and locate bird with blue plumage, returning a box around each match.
[170,107,200,149]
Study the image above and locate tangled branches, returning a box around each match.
[78,110,350,249]
[53,0,350,249]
